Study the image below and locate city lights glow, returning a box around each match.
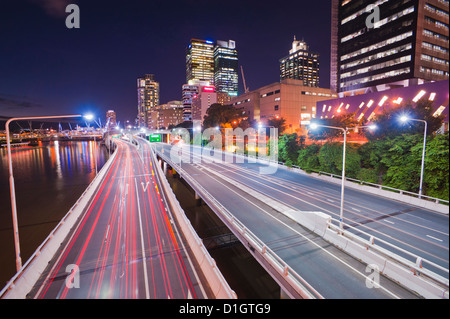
[413,90,426,102]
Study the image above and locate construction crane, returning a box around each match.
[240,65,249,93]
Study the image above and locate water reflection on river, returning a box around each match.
[0,141,109,286]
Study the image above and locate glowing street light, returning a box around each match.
[6,114,93,272]
[309,123,377,231]
[399,115,428,198]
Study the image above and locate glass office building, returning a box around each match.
[280,37,320,87]
[214,40,239,96]
[331,0,449,95]
[137,74,160,128]
[186,39,215,85]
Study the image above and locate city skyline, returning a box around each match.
[0,0,332,124]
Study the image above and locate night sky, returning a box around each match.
[0,0,332,125]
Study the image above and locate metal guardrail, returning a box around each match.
[328,219,449,289]
[161,144,449,298]
[316,171,449,206]
[198,145,448,206]
[154,147,324,299]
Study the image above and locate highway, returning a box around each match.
[153,142,448,298]
[28,138,208,299]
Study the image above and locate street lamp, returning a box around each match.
[5,114,92,272]
[399,115,427,198]
[309,123,377,231]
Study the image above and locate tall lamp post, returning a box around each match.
[309,123,377,231]
[399,116,427,198]
[6,114,93,272]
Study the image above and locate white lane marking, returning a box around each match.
[141,181,150,192]
[134,178,150,299]
[384,220,395,225]
[352,208,361,212]
[327,199,335,203]
[426,235,443,242]
[204,173,401,299]
[105,224,110,242]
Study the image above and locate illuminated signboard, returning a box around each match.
[149,134,161,142]
[203,86,215,92]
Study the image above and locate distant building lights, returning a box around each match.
[378,96,388,106]
[433,105,446,117]
[413,90,426,103]
[393,97,403,105]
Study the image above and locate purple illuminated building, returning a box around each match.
[317,79,449,126]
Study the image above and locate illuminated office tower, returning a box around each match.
[280,37,320,87]
[182,80,209,122]
[137,74,160,128]
[106,110,116,129]
[331,0,449,95]
[214,40,239,96]
[186,39,215,85]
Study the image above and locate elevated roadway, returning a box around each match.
[153,142,449,299]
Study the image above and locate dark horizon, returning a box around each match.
[0,0,332,126]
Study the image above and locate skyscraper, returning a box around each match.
[106,110,116,129]
[330,0,449,95]
[214,40,239,96]
[137,74,160,128]
[186,39,215,85]
[279,37,320,87]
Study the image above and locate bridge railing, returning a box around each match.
[198,145,448,213]
[171,144,449,298]
[154,146,324,299]
[315,171,449,206]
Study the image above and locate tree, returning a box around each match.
[308,112,363,142]
[423,132,449,200]
[379,134,423,192]
[202,103,241,129]
[318,142,361,178]
[267,117,287,135]
[297,144,320,172]
[369,98,445,140]
[278,133,302,165]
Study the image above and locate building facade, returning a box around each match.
[191,86,218,123]
[137,74,160,128]
[231,79,337,134]
[184,38,239,122]
[149,100,184,130]
[330,0,449,95]
[106,110,116,129]
[214,40,239,96]
[186,39,215,85]
[318,79,449,125]
[280,37,320,87]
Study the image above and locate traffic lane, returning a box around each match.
[222,162,449,270]
[32,140,127,298]
[137,138,205,298]
[32,139,199,299]
[184,148,449,271]
[155,151,417,298]
[192,165,420,299]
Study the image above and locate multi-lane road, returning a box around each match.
[153,142,449,298]
[28,138,208,299]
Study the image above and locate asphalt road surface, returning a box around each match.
[29,138,208,299]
